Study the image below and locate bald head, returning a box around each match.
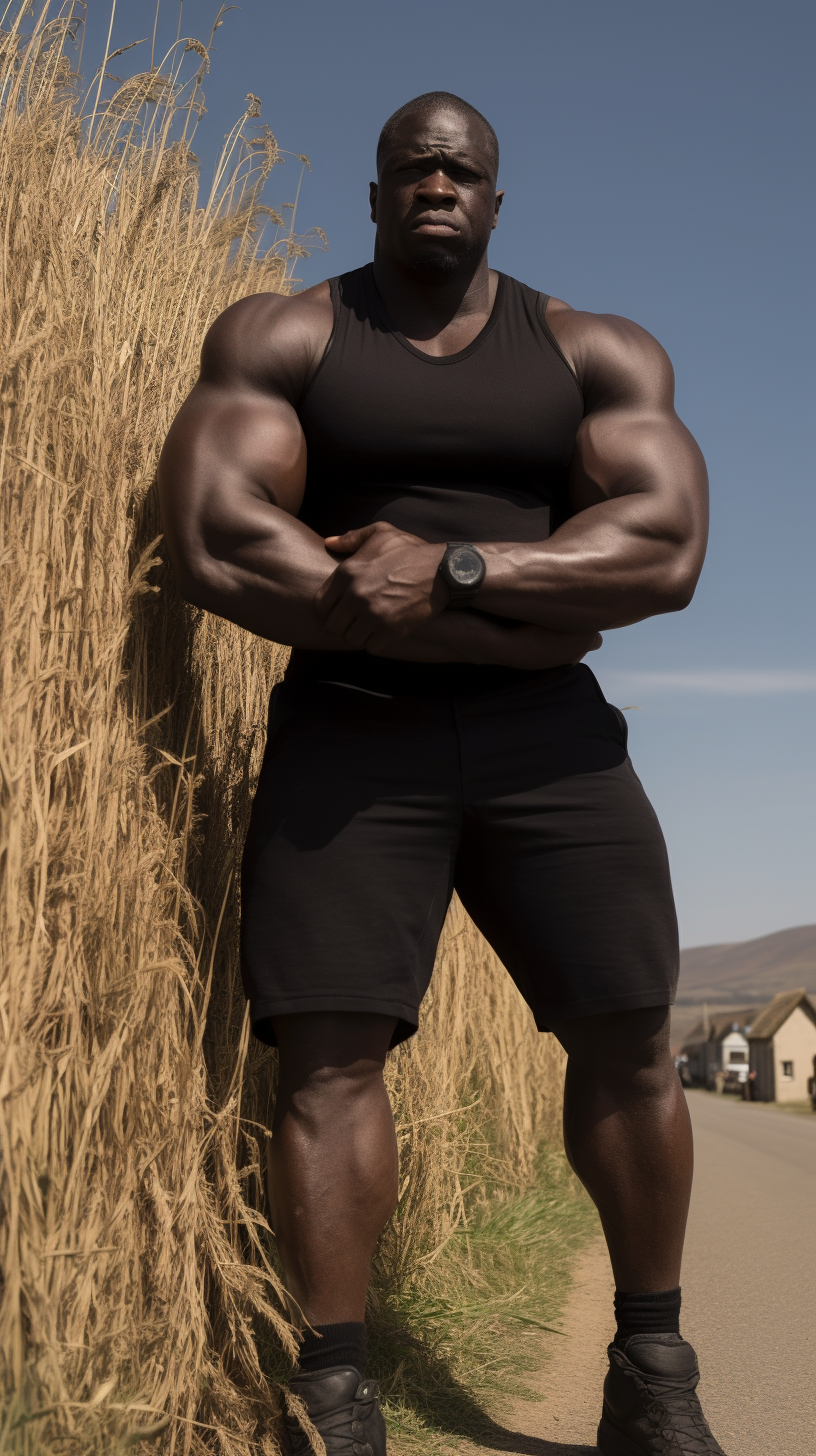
[377,92,499,178]
[370,92,503,280]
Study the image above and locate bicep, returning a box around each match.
[158,383,307,582]
[565,312,708,537]
[571,407,707,526]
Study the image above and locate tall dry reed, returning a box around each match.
[0,7,567,1453]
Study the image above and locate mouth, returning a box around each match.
[411,216,460,236]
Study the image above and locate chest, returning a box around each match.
[300,323,583,485]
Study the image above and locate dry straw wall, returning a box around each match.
[0,7,567,1453]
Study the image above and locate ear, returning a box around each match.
[492,190,505,231]
[369,181,378,223]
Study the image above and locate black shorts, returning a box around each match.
[240,665,679,1048]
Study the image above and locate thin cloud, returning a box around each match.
[598,669,816,695]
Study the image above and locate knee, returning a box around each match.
[561,1006,676,1099]
[273,1012,395,1124]
[276,1056,388,1132]
[610,1047,677,1103]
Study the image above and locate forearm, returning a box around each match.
[369,612,600,669]
[171,500,358,650]
[475,498,701,632]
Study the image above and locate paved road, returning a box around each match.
[454,1092,815,1456]
[682,1092,816,1456]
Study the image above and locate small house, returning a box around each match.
[748,989,816,1102]
[681,1009,758,1088]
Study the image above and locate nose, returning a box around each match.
[415,168,457,206]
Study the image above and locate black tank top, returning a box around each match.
[288,264,584,696]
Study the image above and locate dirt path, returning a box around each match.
[456,1235,615,1455]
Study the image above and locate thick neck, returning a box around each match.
[372,241,494,349]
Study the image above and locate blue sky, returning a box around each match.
[77,1,815,948]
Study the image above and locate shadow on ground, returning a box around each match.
[453,1421,595,1455]
[369,1308,595,1455]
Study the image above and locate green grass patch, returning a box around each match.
[368,1147,600,1454]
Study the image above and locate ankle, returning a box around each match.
[297,1320,367,1375]
[614,1287,681,1347]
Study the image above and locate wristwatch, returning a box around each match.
[438,542,486,608]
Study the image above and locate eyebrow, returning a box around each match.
[389,146,487,169]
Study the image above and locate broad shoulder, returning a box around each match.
[199,280,334,400]
[544,295,675,411]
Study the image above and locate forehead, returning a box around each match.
[381,108,494,171]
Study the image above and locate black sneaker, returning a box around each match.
[284,1366,386,1454]
[597,1334,727,1454]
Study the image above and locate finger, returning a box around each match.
[315,571,343,616]
[324,595,382,643]
[364,631,391,657]
[316,561,358,615]
[572,632,603,662]
[324,525,380,555]
[323,599,359,637]
[342,617,379,651]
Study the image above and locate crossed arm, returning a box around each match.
[158,296,708,668]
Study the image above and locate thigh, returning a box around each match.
[455,674,679,1027]
[241,683,460,1048]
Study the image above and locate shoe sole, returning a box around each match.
[596,1415,648,1455]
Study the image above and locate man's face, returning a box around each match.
[370,109,503,278]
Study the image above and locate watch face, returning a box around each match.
[447,545,484,587]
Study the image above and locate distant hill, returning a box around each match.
[677,925,816,1005]
[669,925,816,1050]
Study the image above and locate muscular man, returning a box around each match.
[159,92,725,1456]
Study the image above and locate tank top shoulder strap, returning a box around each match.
[324,267,374,340]
[529,284,582,400]
[336,264,376,321]
[299,268,369,408]
[327,273,342,327]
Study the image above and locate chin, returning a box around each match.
[406,240,481,279]
[408,250,461,277]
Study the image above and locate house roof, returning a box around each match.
[681,1009,758,1049]
[747,989,816,1041]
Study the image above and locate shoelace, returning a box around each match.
[634,1369,722,1453]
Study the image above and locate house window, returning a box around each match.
[781,1061,794,1079]
[728,1051,747,1063]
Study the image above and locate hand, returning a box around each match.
[316,522,449,649]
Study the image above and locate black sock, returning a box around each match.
[297,1321,366,1375]
[614,1288,681,1347]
